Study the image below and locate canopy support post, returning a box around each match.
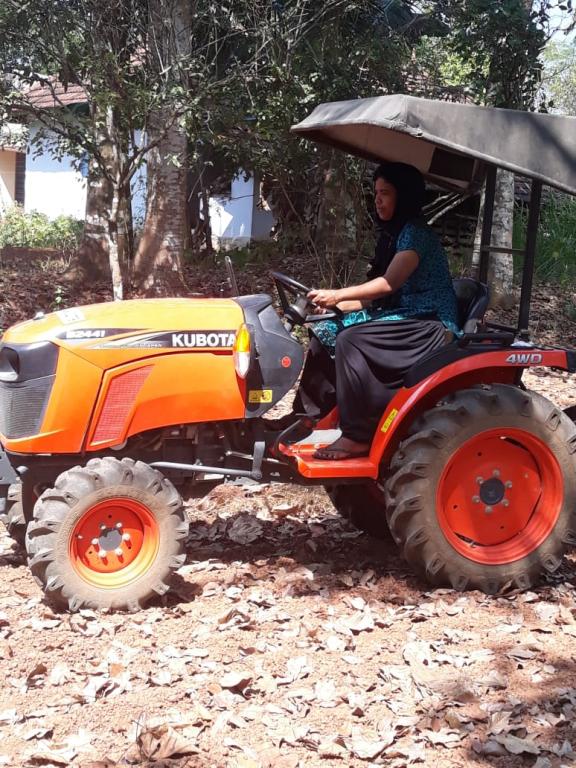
[478,166,496,285]
[518,179,542,337]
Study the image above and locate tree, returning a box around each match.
[132,0,260,289]
[0,0,195,299]
[203,1,423,280]
[542,38,576,115]
[428,0,551,308]
[131,0,191,290]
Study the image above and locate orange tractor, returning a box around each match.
[1,94,576,611]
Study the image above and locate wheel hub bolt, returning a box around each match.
[505,481,513,489]
[114,547,123,556]
[115,522,123,529]
[472,495,480,503]
[122,532,131,542]
[476,476,484,485]
[97,549,107,559]
[485,506,493,514]
[100,524,107,531]
[492,469,500,478]
[91,538,99,546]
[502,499,510,507]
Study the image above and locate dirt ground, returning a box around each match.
[1,251,576,767]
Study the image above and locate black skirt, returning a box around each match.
[294,319,448,442]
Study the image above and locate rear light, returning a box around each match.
[233,324,251,379]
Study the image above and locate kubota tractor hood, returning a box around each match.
[3,297,245,350]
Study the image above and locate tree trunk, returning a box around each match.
[73,104,131,297]
[132,115,188,291]
[108,183,124,300]
[472,169,515,309]
[315,163,355,286]
[133,0,190,293]
[76,159,115,280]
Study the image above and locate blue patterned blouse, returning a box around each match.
[313,222,460,352]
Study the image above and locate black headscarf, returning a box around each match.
[367,161,426,282]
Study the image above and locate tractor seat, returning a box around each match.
[452,278,490,333]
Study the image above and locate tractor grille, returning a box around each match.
[0,375,55,439]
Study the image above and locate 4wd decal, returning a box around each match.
[94,330,237,350]
[505,352,543,365]
[380,407,399,433]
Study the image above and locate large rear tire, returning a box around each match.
[325,483,392,539]
[0,484,26,548]
[26,457,189,612]
[385,385,576,593]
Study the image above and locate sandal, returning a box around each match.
[313,437,369,461]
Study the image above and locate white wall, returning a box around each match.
[0,151,16,212]
[25,126,86,219]
[23,130,272,245]
[129,130,147,226]
[209,173,254,248]
[208,172,275,248]
[24,126,147,222]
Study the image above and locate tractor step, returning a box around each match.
[278,429,378,479]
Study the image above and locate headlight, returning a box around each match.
[0,347,19,382]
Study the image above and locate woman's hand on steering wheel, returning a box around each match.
[307,288,341,310]
[269,270,342,325]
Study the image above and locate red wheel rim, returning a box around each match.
[70,498,159,588]
[437,428,563,565]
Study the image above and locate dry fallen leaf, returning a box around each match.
[347,734,389,760]
[136,723,199,760]
[227,515,263,544]
[494,733,540,755]
[220,670,253,692]
[421,728,466,747]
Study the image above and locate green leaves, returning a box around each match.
[431,0,549,110]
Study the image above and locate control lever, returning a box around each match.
[225,254,240,296]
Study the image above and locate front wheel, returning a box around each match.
[0,484,26,548]
[26,457,189,612]
[385,385,576,593]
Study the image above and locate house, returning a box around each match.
[209,172,275,250]
[3,79,274,247]
[12,78,145,219]
[20,82,88,218]
[0,123,26,211]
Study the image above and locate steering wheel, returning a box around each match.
[270,271,342,327]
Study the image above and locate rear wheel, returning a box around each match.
[325,483,391,539]
[385,385,576,593]
[26,457,189,612]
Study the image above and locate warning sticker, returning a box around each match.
[381,408,399,433]
[57,308,85,324]
[248,389,273,404]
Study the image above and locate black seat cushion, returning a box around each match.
[452,278,490,333]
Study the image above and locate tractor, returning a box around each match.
[1,94,576,611]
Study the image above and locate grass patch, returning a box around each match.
[514,194,576,283]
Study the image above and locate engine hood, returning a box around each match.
[3,297,245,347]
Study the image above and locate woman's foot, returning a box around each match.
[314,435,370,460]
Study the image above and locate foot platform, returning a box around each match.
[277,428,378,479]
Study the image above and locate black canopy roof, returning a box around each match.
[291,94,576,195]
